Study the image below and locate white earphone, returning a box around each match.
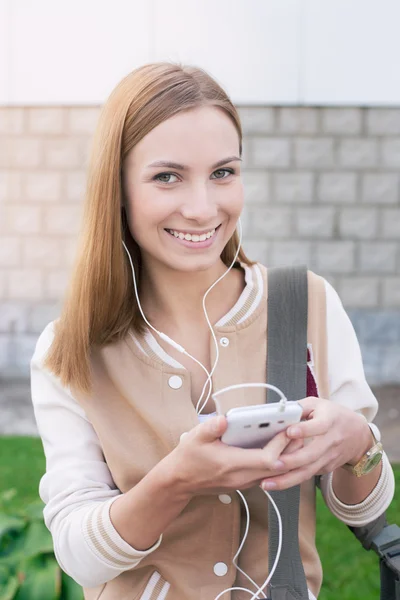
[122,217,283,600]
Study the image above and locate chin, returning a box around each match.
[167,254,222,273]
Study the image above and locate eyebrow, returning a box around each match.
[145,156,242,170]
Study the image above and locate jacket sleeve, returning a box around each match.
[30,322,162,588]
[318,279,395,527]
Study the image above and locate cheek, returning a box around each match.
[226,182,244,217]
[129,198,170,239]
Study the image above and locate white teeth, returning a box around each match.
[167,227,218,242]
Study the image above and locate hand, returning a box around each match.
[260,396,372,491]
[166,415,299,497]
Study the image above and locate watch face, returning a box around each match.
[364,452,383,473]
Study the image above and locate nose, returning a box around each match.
[180,185,218,223]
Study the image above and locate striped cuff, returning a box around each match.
[82,496,163,568]
[319,452,395,527]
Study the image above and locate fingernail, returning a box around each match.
[213,416,223,431]
[273,460,285,469]
[262,481,277,490]
[288,427,300,437]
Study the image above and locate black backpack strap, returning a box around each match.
[374,523,400,600]
[266,265,309,600]
[349,517,400,600]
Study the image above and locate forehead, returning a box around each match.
[126,106,239,170]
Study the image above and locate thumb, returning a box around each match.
[197,415,227,442]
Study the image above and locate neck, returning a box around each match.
[138,256,242,331]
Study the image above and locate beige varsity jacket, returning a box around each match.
[31,263,393,600]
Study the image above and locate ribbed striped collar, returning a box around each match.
[129,261,265,368]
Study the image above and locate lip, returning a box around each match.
[165,225,220,236]
[164,224,221,249]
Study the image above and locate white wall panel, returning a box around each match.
[8,0,151,104]
[2,0,400,106]
[153,0,301,105]
[302,0,400,105]
[0,0,10,103]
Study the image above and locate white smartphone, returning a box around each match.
[220,401,303,449]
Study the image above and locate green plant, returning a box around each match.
[1,436,399,599]
[0,489,83,600]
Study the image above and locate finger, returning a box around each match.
[286,413,331,439]
[219,430,300,474]
[215,440,289,473]
[276,439,327,472]
[194,415,227,442]
[281,438,304,455]
[262,429,293,453]
[223,431,293,474]
[296,396,319,417]
[257,430,295,469]
[261,461,321,491]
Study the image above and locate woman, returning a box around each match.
[31,62,394,600]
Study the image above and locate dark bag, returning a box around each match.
[265,265,400,600]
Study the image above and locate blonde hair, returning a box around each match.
[43,62,254,397]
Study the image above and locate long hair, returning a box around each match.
[43,62,255,397]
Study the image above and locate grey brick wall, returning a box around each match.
[239,107,400,385]
[1,106,399,384]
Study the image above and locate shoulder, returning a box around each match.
[306,270,345,319]
[30,319,89,416]
[257,263,330,297]
[258,264,345,323]
[31,320,58,367]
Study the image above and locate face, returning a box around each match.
[122,106,244,273]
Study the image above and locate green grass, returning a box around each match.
[0,437,46,513]
[0,436,399,599]
[316,466,400,600]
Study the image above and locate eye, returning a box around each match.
[153,172,179,184]
[211,168,235,179]
[152,168,235,185]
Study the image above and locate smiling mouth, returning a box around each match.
[164,224,221,242]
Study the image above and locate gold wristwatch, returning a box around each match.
[342,422,384,477]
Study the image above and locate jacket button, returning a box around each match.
[220,337,229,347]
[218,494,232,504]
[214,562,228,576]
[168,375,183,389]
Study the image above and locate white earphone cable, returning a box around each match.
[122,218,283,600]
[122,220,242,415]
[230,489,268,599]
[123,238,214,403]
[195,217,243,415]
[214,488,283,600]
